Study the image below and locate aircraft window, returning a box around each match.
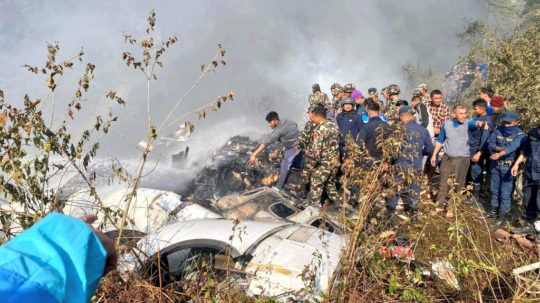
[310,218,336,233]
[270,202,297,218]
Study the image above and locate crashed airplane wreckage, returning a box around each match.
[58,135,345,300]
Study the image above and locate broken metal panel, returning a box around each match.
[64,187,185,233]
[214,187,301,222]
[245,224,346,299]
[137,219,290,258]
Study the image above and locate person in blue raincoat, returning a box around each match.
[0,213,116,303]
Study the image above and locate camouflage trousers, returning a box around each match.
[304,160,340,206]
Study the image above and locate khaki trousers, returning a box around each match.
[437,155,471,204]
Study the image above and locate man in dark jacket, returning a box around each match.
[336,97,362,157]
[356,100,390,164]
[512,125,540,223]
[410,92,430,129]
[387,106,434,213]
[468,98,495,199]
[487,112,526,223]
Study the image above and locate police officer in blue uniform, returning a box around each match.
[487,112,527,223]
[336,97,363,157]
[387,106,434,215]
[512,125,540,224]
[356,99,390,164]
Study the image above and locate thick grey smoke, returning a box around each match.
[0,0,487,162]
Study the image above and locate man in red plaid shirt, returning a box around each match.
[425,89,451,137]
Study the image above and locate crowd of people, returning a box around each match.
[251,82,540,231]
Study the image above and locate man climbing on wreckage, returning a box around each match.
[248,111,300,189]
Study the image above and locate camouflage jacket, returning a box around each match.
[306,120,340,167]
[299,121,317,150]
[308,91,331,110]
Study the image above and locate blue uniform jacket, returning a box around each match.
[396,121,434,171]
[487,125,526,163]
[0,213,107,303]
[523,127,540,181]
[356,116,390,160]
[336,111,363,143]
[468,114,494,154]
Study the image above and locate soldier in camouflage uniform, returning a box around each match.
[343,83,354,98]
[385,84,408,124]
[329,83,343,118]
[308,83,330,111]
[303,105,341,206]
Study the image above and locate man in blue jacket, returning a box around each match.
[336,97,363,157]
[468,98,494,200]
[356,99,390,165]
[512,125,540,224]
[387,106,434,215]
[0,213,116,303]
[487,112,527,223]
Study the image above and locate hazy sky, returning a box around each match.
[0,0,488,160]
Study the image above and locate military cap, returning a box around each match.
[412,88,423,97]
[417,83,428,90]
[312,83,321,91]
[343,83,355,93]
[368,87,378,96]
[500,112,520,122]
[330,83,342,90]
[388,84,400,96]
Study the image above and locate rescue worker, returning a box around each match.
[417,83,431,105]
[342,83,355,100]
[330,83,343,117]
[385,84,408,123]
[308,83,330,112]
[356,100,390,164]
[387,106,434,214]
[367,87,379,103]
[249,111,300,189]
[304,105,341,206]
[336,97,362,156]
[468,98,494,199]
[486,112,526,223]
[512,125,540,225]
